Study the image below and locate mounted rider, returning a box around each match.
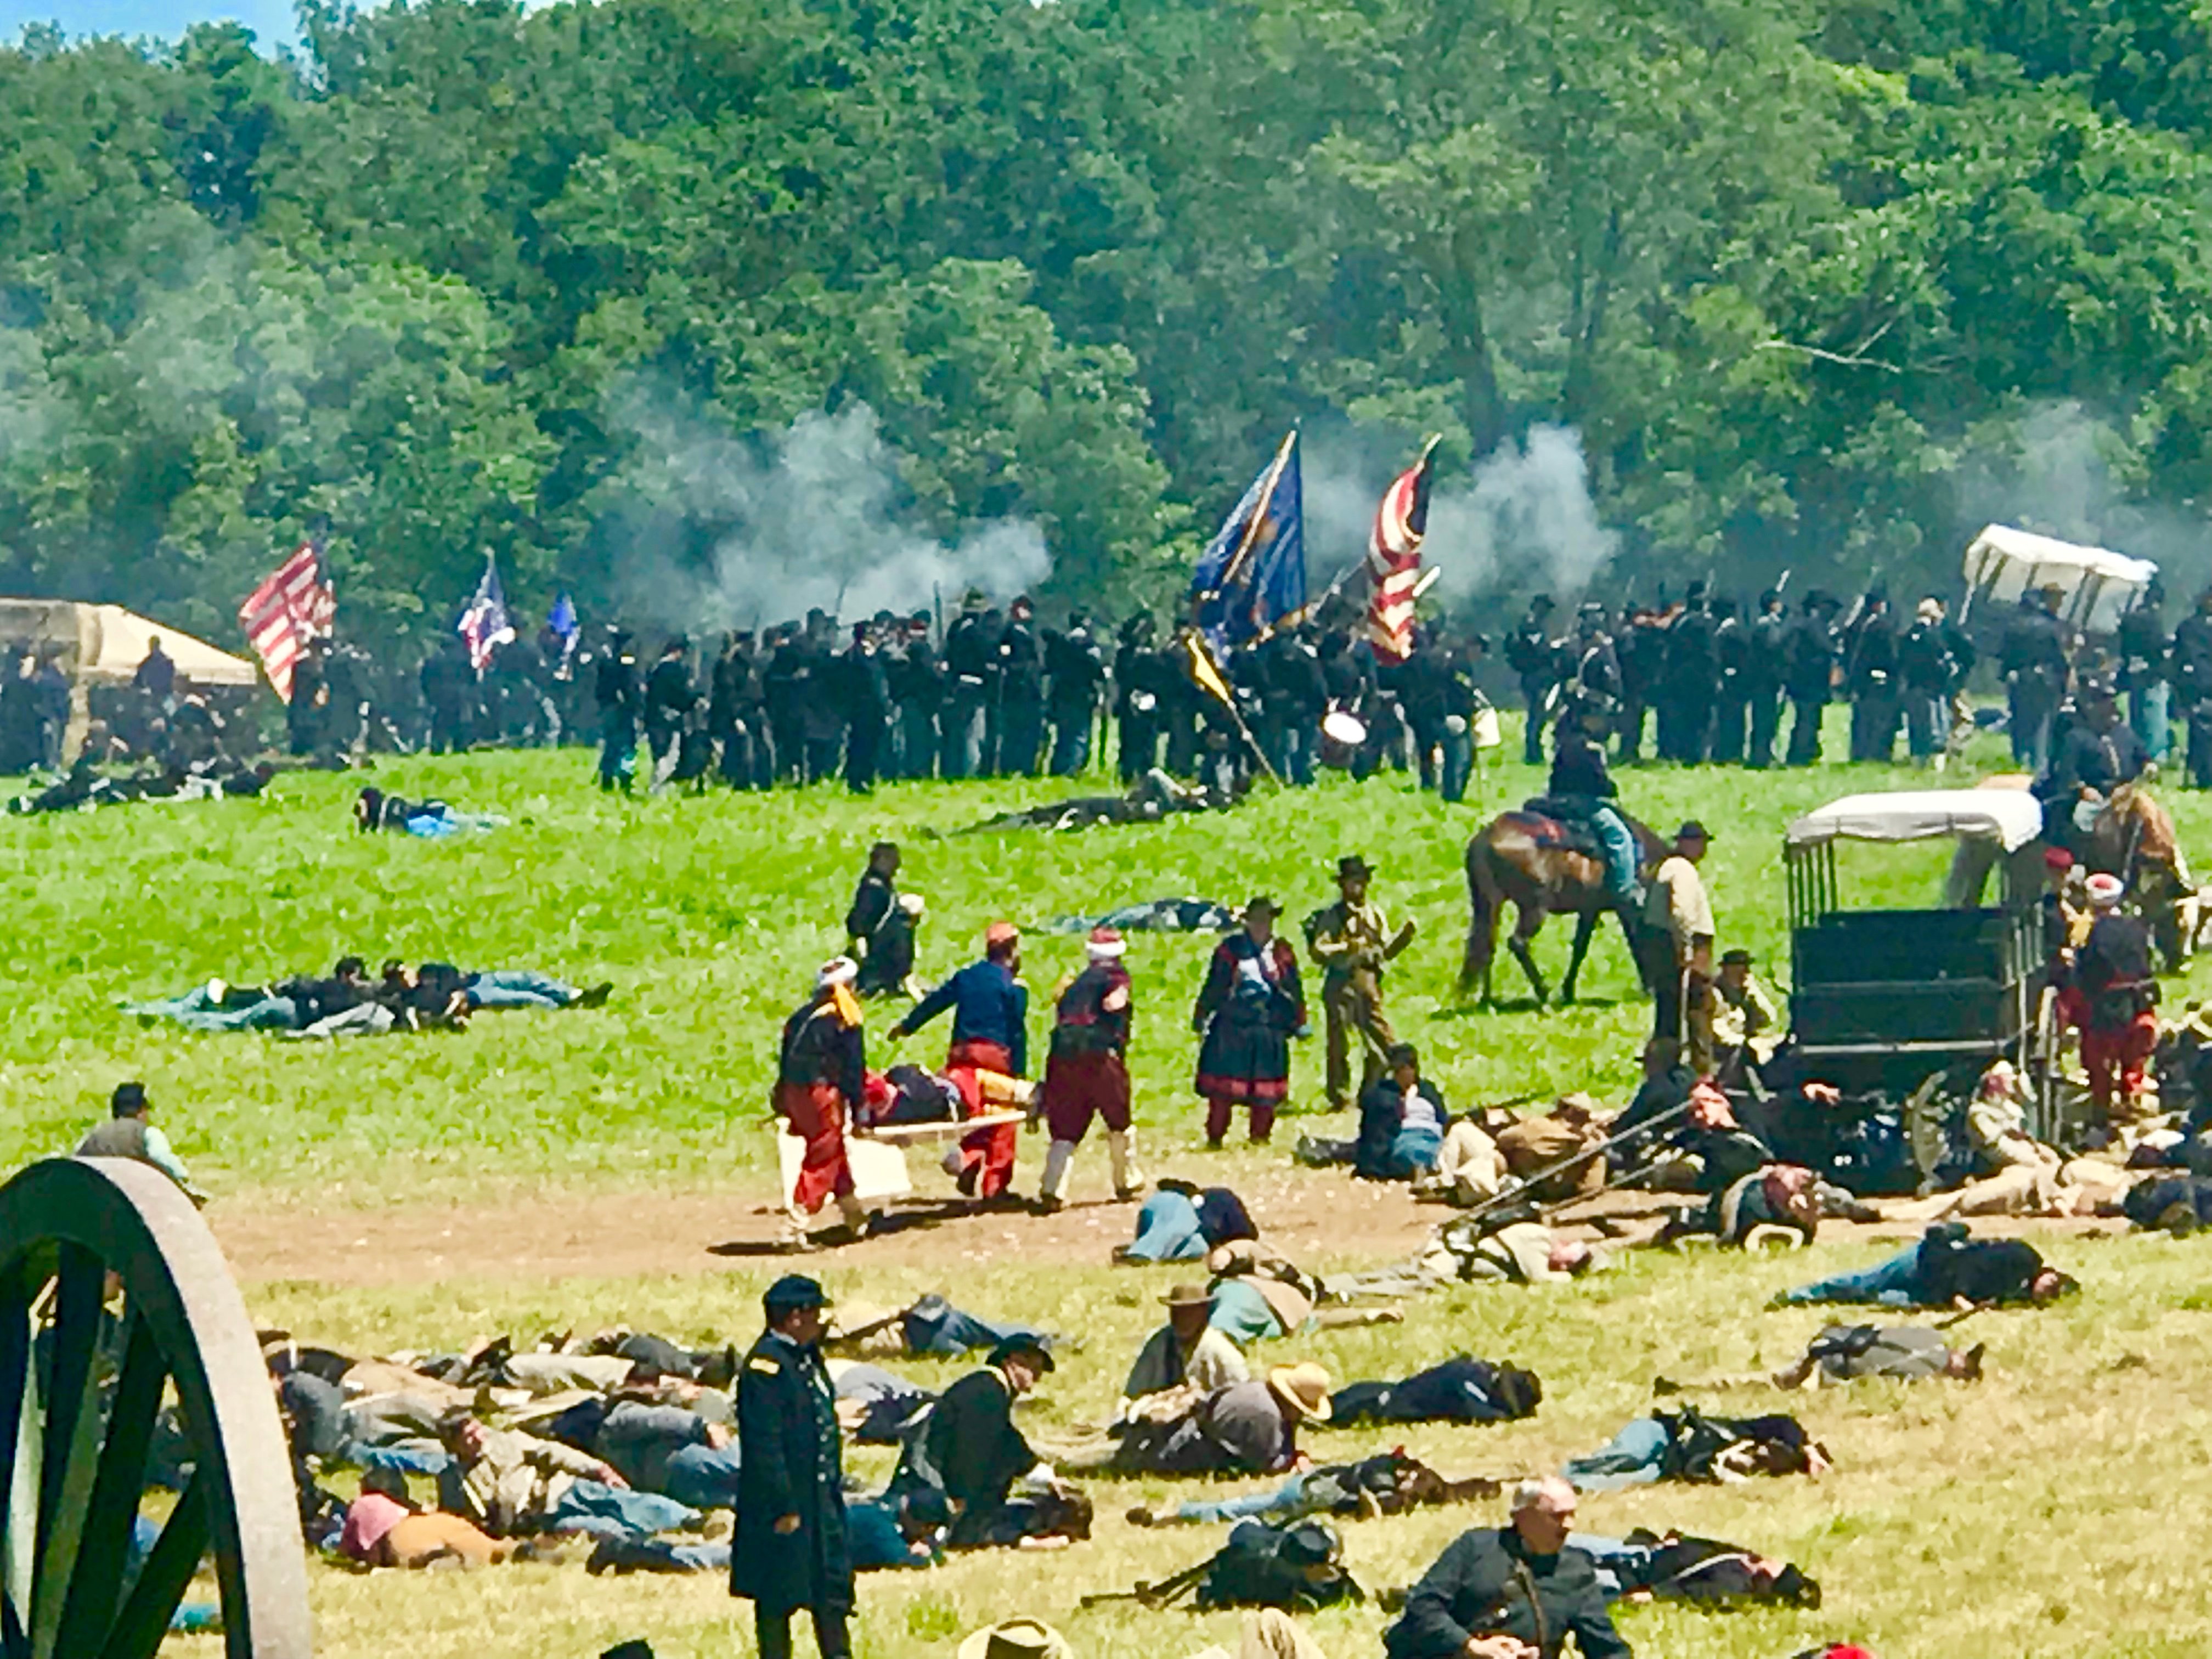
[1543,692,1643,923]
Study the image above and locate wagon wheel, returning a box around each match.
[0,1156,311,1659]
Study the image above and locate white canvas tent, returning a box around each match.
[0,600,257,687]
[1960,523,2158,636]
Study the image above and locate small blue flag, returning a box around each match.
[548,592,578,643]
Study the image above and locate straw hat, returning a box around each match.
[1267,1361,1333,1423]
[956,1620,1075,1659]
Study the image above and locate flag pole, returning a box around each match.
[1181,628,1282,787]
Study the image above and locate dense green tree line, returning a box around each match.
[3,0,2211,648]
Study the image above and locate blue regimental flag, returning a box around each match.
[1191,431,1304,650]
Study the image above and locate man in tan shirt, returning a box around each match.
[1640,820,1718,1075]
[1308,855,1417,1110]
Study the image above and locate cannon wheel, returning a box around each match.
[0,1156,310,1658]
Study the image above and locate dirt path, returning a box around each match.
[207,1160,2112,1289]
[208,1164,1449,1286]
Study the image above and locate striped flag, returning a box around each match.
[458,552,516,673]
[1365,437,1440,665]
[238,543,334,702]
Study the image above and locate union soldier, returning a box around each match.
[1566,602,1621,707]
[1708,597,1748,764]
[764,622,808,782]
[1385,1476,1630,1659]
[995,595,1048,776]
[287,637,329,757]
[941,592,994,779]
[1844,589,1900,763]
[845,842,917,1001]
[917,1334,1054,1548]
[1615,605,1668,763]
[2170,585,2212,787]
[888,611,942,779]
[1037,926,1142,1210]
[420,636,472,756]
[1657,580,1717,763]
[644,636,697,791]
[592,628,641,792]
[1504,595,1563,765]
[2117,578,2170,762]
[891,922,1029,1199]
[1043,608,1108,776]
[2000,583,2072,774]
[1308,855,1416,1111]
[1114,614,1164,780]
[1743,589,1788,769]
[834,623,891,794]
[795,613,847,783]
[1898,597,1963,764]
[1782,592,1839,766]
[733,1275,854,1659]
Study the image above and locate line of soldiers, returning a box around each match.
[573,596,1492,800]
[1506,583,1992,771]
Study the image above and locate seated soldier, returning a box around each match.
[1385,1476,1630,1659]
[1124,1283,1250,1405]
[914,1335,1057,1547]
[1097,1364,1332,1477]
[1711,949,1782,1077]
[1355,1043,1449,1182]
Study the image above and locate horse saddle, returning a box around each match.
[1517,797,1602,860]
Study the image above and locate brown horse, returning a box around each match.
[1461,807,1669,1005]
[2081,780,2192,968]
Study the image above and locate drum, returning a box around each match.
[1319,707,1368,769]
[1472,706,1503,749]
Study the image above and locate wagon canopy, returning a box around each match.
[1961,523,2158,635]
[1785,789,2046,853]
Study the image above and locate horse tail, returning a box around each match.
[1462,836,1500,994]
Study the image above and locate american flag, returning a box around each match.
[1365,438,1439,665]
[238,542,334,703]
[458,553,516,672]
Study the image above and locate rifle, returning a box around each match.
[1079,1556,1212,1612]
[1453,1096,1696,1227]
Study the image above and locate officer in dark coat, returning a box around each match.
[733,1275,854,1659]
[834,623,891,794]
[1114,614,1164,781]
[2000,584,2072,774]
[592,629,641,792]
[1657,582,1718,764]
[2170,585,2212,787]
[1043,609,1108,776]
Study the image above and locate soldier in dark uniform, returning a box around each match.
[995,596,1047,777]
[1708,597,1748,764]
[890,612,941,780]
[941,594,994,780]
[1844,589,1900,763]
[1782,593,1839,766]
[1113,614,1163,781]
[287,639,329,757]
[1043,608,1107,776]
[733,1275,854,1659]
[2117,578,2170,763]
[1615,605,1667,763]
[592,629,641,792]
[835,623,891,794]
[845,843,914,1000]
[1438,635,1485,804]
[795,615,847,784]
[1396,629,1452,791]
[917,1334,1054,1548]
[420,637,471,756]
[2000,584,2072,774]
[764,623,807,784]
[1743,589,1788,769]
[1385,1476,1629,1659]
[1505,595,1562,765]
[708,632,754,788]
[1159,630,1208,778]
[643,637,697,791]
[1657,581,1717,764]
[2172,586,2212,787]
[1268,624,1328,786]
[1566,603,1621,707]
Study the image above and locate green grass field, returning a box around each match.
[16,712,2212,1658]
